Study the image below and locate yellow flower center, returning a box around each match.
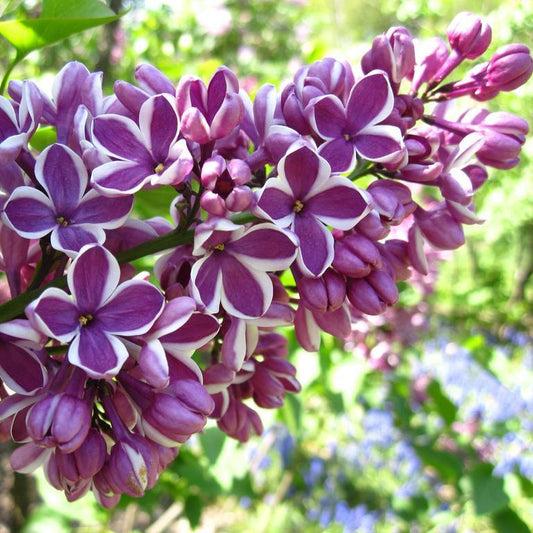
[78,314,94,326]
[154,163,165,174]
[214,243,225,251]
[293,200,304,213]
[56,216,69,227]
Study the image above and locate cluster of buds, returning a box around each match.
[0,12,530,506]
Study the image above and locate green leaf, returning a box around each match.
[426,380,458,426]
[492,508,530,533]
[278,393,301,436]
[184,494,203,528]
[41,0,114,18]
[0,0,124,58]
[467,464,510,515]
[199,427,226,465]
[414,445,463,482]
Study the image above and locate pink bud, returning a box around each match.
[447,12,492,59]
[486,44,533,91]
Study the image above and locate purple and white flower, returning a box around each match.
[27,245,165,379]
[3,144,133,257]
[255,143,370,277]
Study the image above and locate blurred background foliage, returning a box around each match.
[0,0,532,531]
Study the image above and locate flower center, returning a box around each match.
[343,133,352,141]
[56,216,69,227]
[78,314,94,326]
[154,163,165,174]
[214,243,225,251]
[293,200,304,213]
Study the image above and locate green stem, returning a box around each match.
[0,52,23,95]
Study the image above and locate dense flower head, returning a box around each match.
[0,11,530,507]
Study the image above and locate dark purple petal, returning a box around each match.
[74,189,133,227]
[220,255,271,318]
[4,187,55,238]
[97,280,164,335]
[51,224,103,256]
[347,72,393,132]
[92,114,151,162]
[190,255,223,312]
[306,95,346,139]
[69,327,128,379]
[354,127,403,161]
[160,312,220,352]
[31,288,79,341]
[293,213,334,277]
[91,160,153,195]
[36,144,87,213]
[317,138,357,173]
[139,94,179,163]
[68,245,120,313]
[255,183,294,226]
[281,144,322,198]
[0,340,46,394]
[227,223,297,271]
[306,176,369,229]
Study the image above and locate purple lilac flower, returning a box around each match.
[27,245,165,379]
[91,94,193,195]
[190,218,298,319]
[255,143,370,277]
[305,71,405,172]
[3,144,133,256]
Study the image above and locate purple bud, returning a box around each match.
[415,207,465,250]
[486,44,533,91]
[347,278,387,315]
[447,12,492,59]
[298,269,346,312]
[333,233,382,278]
[73,428,107,479]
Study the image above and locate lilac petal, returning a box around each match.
[10,442,51,473]
[306,176,369,230]
[139,94,179,163]
[280,144,324,199]
[210,92,243,139]
[3,187,55,238]
[91,160,153,196]
[221,318,247,371]
[35,144,86,212]
[293,213,334,277]
[69,328,128,379]
[30,287,79,342]
[0,133,26,166]
[98,280,164,335]
[51,224,104,256]
[149,297,196,338]
[160,312,220,353]
[220,255,272,319]
[74,189,133,228]
[68,245,120,312]
[354,125,404,162]
[190,255,223,313]
[153,140,194,187]
[228,223,298,271]
[306,94,346,140]
[139,339,169,389]
[180,107,211,144]
[317,138,357,174]
[0,341,46,394]
[313,305,351,338]
[255,181,295,227]
[92,114,151,162]
[347,71,394,132]
[294,303,321,352]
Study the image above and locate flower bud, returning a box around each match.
[447,12,492,59]
[298,269,346,312]
[415,207,465,250]
[486,44,533,92]
[333,233,382,278]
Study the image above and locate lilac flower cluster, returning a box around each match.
[0,13,531,506]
